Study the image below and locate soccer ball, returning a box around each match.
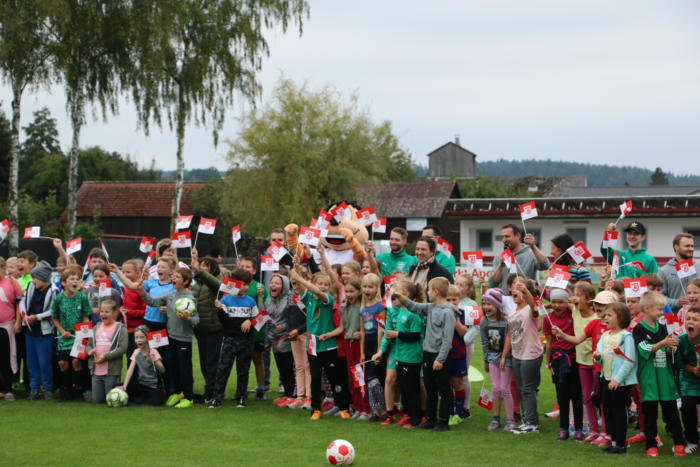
[174,297,196,315]
[326,439,354,465]
[106,388,128,407]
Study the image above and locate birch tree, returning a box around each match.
[129,0,308,233]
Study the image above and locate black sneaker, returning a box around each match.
[236,397,246,408]
[208,400,221,409]
[256,389,266,401]
[418,420,436,430]
[463,409,472,419]
[27,391,41,401]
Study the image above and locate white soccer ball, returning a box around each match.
[326,439,355,465]
[106,388,128,407]
[174,297,196,315]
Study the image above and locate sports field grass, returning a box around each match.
[2,342,695,466]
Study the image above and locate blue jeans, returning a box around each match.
[25,334,54,392]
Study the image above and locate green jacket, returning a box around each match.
[376,250,417,276]
[192,269,224,334]
[599,244,658,279]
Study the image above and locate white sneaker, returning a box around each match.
[686,443,698,454]
[286,398,303,409]
[356,412,370,421]
[513,424,539,434]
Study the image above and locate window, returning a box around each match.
[566,228,586,245]
[476,229,492,250]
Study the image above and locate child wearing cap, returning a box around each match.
[600,221,658,279]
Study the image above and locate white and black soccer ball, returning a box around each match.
[174,297,196,315]
[326,439,355,465]
[106,388,128,407]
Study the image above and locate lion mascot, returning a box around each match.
[285,201,368,266]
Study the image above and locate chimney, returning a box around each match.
[454,134,460,146]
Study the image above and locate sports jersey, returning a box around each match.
[633,320,679,401]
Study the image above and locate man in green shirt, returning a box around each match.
[422,225,456,275]
[374,227,417,276]
[600,221,658,279]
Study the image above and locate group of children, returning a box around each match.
[0,235,699,458]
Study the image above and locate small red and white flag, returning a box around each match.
[478,388,494,411]
[139,236,155,253]
[331,202,351,223]
[299,227,322,247]
[519,201,538,221]
[66,238,82,255]
[292,295,305,310]
[99,238,110,262]
[566,241,592,264]
[260,255,279,272]
[219,277,242,296]
[24,226,40,238]
[500,249,516,272]
[0,219,11,240]
[147,329,169,348]
[351,364,365,391]
[308,219,328,238]
[20,310,30,328]
[198,217,217,234]
[267,242,288,262]
[307,334,317,356]
[436,237,453,257]
[74,322,93,339]
[462,251,484,269]
[70,338,88,360]
[463,306,482,326]
[546,269,572,289]
[533,296,548,316]
[602,230,619,249]
[375,313,386,329]
[356,206,377,226]
[171,231,192,248]
[612,346,635,364]
[317,210,333,230]
[382,275,397,307]
[619,201,632,219]
[675,259,696,279]
[176,215,193,230]
[663,313,684,336]
[98,280,111,298]
[612,251,620,274]
[252,310,271,331]
[625,260,647,272]
[372,217,387,233]
[144,250,156,269]
[231,225,241,244]
[623,277,648,298]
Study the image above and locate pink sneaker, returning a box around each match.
[321,399,334,411]
[594,435,611,447]
[583,433,600,443]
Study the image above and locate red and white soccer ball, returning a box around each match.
[326,439,355,465]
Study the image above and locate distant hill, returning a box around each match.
[159,167,223,181]
[475,159,700,187]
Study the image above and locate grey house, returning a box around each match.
[428,137,476,179]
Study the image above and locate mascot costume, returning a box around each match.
[285,201,368,265]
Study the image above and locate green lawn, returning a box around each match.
[2,341,695,466]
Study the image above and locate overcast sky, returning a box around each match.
[2,0,699,174]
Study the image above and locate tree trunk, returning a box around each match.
[170,86,186,234]
[8,84,22,255]
[67,91,84,239]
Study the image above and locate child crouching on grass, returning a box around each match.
[87,299,127,403]
[593,302,637,455]
[394,277,456,432]
[119,325,166,406]
[139,267,199,408]
[479,288,516,431]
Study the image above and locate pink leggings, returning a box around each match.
[489,363,514,420]
[290,335,311,398]
[578,364,602,433]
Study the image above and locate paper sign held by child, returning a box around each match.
[147,329,169,348]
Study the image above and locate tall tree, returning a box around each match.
[130,0,308,233]
[223,78,415,235]
[48,0,132,238]
[0,0,51,253]
[649,167,668,186]
[19,107,63,190]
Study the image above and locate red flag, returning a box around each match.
[519,201,538,220]
[260,255,279,271]
[500,249,516,270]
[623,277,648,298]
[198,217,217,234]
[307,334,317,356]
[66,238,82,255]
[478,388,494,410]
[147,329,169,348]
[176,215,193,230]
[70,338,89,360]
[231,225,241,244]
[299,226,322,247]
[356,206,377,226]
[463,306,482,326]
[625,260,647,272]
[251,310,271,331]
[23,226,40,238]
[602,230,619,249]
[613,346,635,363]
[0,219,11,240]
[436,237,453,257]
[566,241,592,264]
[675,259,696,279]
[171,231,192,248]
[74,322,93,339]
[351,364,365,389]
[546,270,572,289]
[317,210,333,230]
[292,295,305,310]
[219,277,242,295]
[375,314,386,329]
[330,202,350,222]
[372,217,387,233]
[462,251,484,269]
[144,250,156,269]
[619,201,632,219]
[139,236,155,253]
[266,242,288,262]
[664,313,684,336]
[98,280,111,298]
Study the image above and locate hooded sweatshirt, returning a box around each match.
[264,274,305,353]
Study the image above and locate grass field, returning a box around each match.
[2,341,695,466]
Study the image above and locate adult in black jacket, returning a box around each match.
[409,237,454,288]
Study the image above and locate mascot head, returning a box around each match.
[322,200,369,252]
